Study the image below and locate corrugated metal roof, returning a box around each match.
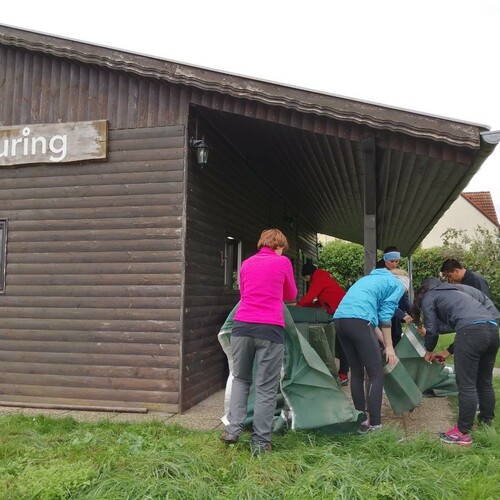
[0,23,498,255]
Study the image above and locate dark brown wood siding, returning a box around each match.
[0,44,320,413]
[0,125,185,412]
[1,45,363,142]
[0,46,191,129]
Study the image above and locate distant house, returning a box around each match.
[420,192,499,248]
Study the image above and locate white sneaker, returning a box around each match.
[358,421,382,434]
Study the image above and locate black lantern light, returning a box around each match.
[190,136,210,166]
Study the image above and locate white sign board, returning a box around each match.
[0,120,108,167]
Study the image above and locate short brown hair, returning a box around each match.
[257,229,289,251]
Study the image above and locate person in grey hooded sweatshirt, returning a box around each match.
[413,278,499,446]
[422,279,499,354]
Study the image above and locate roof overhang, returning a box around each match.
[1,24,498,255]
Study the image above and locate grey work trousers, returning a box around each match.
[226,335,284,446]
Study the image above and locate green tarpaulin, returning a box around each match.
[219,306,458,431]
[383,324,457,415]
[218,303,364,435]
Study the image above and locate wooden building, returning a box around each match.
[0,25,498,413]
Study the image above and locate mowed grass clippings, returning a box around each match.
[0,380,498,499]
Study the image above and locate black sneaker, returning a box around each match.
[219,431,239,444]
[478,419,493,427]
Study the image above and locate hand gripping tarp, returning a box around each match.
[383,324,458,415]
[218,303,364,435]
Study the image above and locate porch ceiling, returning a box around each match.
[199,108,498,255]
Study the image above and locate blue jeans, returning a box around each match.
[226,336,284,446]
[454,323,499,433]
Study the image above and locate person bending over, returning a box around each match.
[414,278,499,446]
[333,268,404,432]
[297,261,350,385]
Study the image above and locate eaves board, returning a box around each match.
[0,24,490,148]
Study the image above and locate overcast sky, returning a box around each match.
[2,0,499,214]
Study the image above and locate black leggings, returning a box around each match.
[334,318,384,425]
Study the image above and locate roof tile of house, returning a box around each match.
[461,191,499,227]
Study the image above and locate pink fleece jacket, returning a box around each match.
[234,247,298,327]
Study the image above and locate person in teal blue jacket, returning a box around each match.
[333,268,404,432]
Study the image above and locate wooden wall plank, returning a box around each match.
[0,351,180,368]
[1,361,175,379]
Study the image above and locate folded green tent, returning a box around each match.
[218,303,364,435]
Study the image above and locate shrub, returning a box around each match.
[411,246,445,290]
[318,229,499,306]
[318,240,364,289]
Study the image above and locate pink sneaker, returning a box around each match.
[358,420,382,434]
[438,425,472,446]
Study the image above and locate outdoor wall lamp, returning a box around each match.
[189,136,210,166]
[316,241,324,256]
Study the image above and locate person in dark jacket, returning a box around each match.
[376,247,413,346]
[440,258,492,300]
[298,262,350,385]
[421,279,499,358]
[454,284,500,319]
[413,278,499,446]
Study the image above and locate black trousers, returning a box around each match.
[454,323,499,433]
[334,318,384,425]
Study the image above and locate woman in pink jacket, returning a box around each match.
[220,228,297,456]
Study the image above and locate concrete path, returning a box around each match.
[1,368,498,435]
[0,388,451,438]
[0,391,225,431]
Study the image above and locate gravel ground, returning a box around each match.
[382,394,454,438]
[340,385,455,439]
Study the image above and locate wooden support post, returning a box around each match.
[362,135,377,275]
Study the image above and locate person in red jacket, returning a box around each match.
[297,261,350,385]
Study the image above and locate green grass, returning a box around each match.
[435,331,500,368]
[1,381,500,499]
